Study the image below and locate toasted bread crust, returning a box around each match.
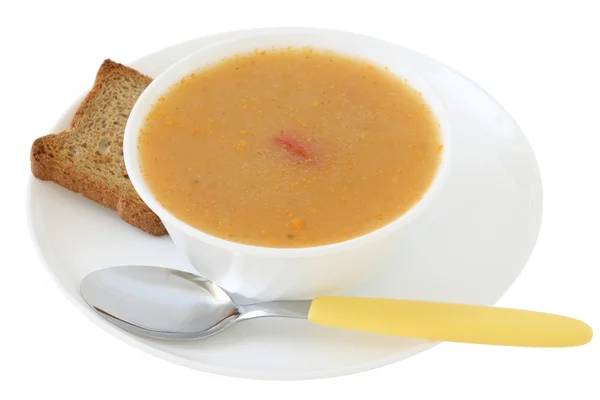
[30,60,167,236]
[71,59,151,129]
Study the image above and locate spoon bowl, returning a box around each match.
[81,266,241,339]
[81,266,311,340]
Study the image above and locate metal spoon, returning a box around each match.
[80,265,592,347]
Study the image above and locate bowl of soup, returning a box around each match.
[124,28,451,300]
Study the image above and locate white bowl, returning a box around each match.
[124,28,452,300]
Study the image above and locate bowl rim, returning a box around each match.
[124,27,453,258]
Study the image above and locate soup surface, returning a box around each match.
[139,48,442,247]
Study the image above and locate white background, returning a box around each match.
[1,0,598,398]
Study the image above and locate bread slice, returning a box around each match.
[31,59,167,236]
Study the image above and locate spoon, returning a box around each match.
[80,265,592,347]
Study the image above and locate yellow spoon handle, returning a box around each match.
[308,297,592,347]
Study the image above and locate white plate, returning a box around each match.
[27,28,543,380]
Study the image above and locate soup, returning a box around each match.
[138,48,442,248]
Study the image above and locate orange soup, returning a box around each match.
[139,48,442,248]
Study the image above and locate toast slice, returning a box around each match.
[31,59,167,236]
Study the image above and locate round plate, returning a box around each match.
[27,28,543,380]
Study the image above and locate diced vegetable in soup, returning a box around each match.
[139,48,442,248]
